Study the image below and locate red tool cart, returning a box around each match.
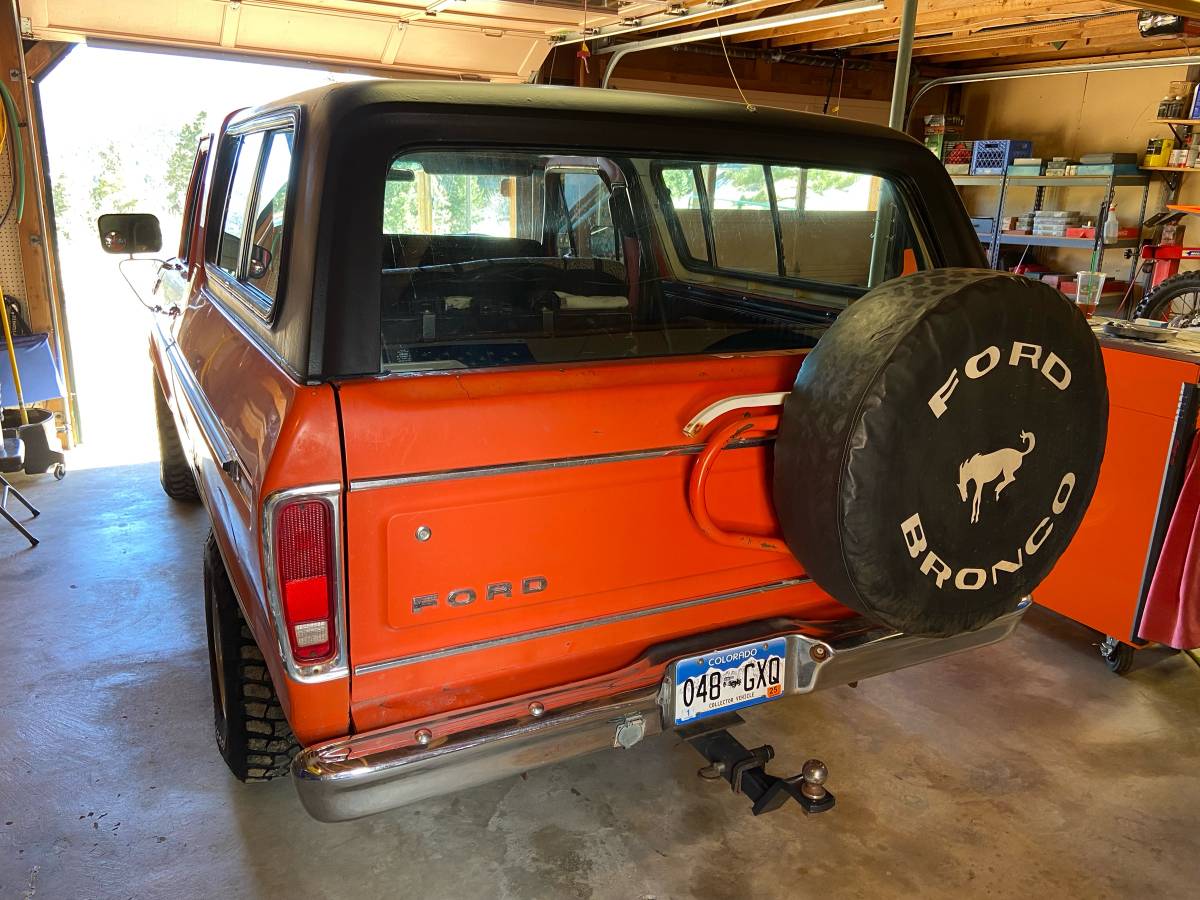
[1037,335,1199,672]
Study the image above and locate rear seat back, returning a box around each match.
[380,257,632,348]
[382,233,544,269]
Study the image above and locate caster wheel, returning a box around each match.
[52,463,66,481]
[1099,635,1133,675]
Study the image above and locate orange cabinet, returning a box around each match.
[1036,342,1199,665]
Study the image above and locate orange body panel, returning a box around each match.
[154,279,351,744]
[336,351,854,731]
[1037,346,1200,641]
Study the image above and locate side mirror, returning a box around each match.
[247,244,273,280]
[97,213,162,255]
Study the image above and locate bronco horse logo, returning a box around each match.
[957,431,1036,524]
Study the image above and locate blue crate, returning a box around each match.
[971,139,1034,175]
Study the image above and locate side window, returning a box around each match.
[552,171,618,259]
[655,159,927,293]
[383,160,517,237]
[178,138,210,265]
[246,130,293,304]
[658,166,709,262]
[704,162,776,276]
[769,165,910,286]
[217,131,263,277]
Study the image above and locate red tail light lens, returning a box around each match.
[276,498,336,662]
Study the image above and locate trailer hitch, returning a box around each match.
[687,728,835,816]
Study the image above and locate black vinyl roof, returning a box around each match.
[229,79,916,149]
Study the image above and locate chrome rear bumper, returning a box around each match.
[293,600,1029,821]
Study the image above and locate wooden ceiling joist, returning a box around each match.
[846,11,1139,57]
[737,0,1130,48]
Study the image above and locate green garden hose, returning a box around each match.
[0,79,26,223]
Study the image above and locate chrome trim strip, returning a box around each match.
[226,105,300,138]
[163,337,242,482]
[682,392,788,437]
[349,436,773,492]
[294,599,1030,822]
[353,576,811,676]
[262,484,350,683]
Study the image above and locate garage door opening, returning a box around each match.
[38,44,367,469]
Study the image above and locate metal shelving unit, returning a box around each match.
[952,174,1005,262]
[952,171,1150,282]
[1144,119,1198,193]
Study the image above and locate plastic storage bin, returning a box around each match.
[971,139,1034,175]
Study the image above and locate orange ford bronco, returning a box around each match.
[98,82,1107,822]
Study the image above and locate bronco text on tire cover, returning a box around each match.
[773,269,1109,637]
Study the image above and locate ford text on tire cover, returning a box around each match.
[102,83,1107,821]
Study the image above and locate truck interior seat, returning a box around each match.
[382,234,545,269]
[379,257,633,347]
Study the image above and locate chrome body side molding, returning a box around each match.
[349,436,773,492]
[162,334,243,483]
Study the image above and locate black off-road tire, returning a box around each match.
[153,370,200,502]
[1133,271,1200,321]
[204,532,299,781]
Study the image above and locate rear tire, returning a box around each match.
[153,370,200,502]
[204,532,298,781]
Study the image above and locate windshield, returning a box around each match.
[379,149,928,373]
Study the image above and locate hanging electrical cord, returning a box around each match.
[833,54,846,116]
[715,18,755,112]
[0,88,8,161]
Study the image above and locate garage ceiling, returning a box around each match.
[728,1,1200,69]
[16,0,1200,82]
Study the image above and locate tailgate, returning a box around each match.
[336,351,851,730]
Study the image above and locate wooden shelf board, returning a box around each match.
[1142,166,1200,173]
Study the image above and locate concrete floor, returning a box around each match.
[1,461,1198,900]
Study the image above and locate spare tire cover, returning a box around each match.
[773,269,1108,637]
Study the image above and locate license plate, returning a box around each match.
[672,637,788,726]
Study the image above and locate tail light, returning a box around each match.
[275,498,337,663]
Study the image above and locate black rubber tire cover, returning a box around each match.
[773,269,1108,637]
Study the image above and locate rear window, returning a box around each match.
[379,149,928,373]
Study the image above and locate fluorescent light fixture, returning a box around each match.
[555,0,882,47]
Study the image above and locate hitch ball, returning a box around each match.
[800,758,829,802]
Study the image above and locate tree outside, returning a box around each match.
[39,45,366,466]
